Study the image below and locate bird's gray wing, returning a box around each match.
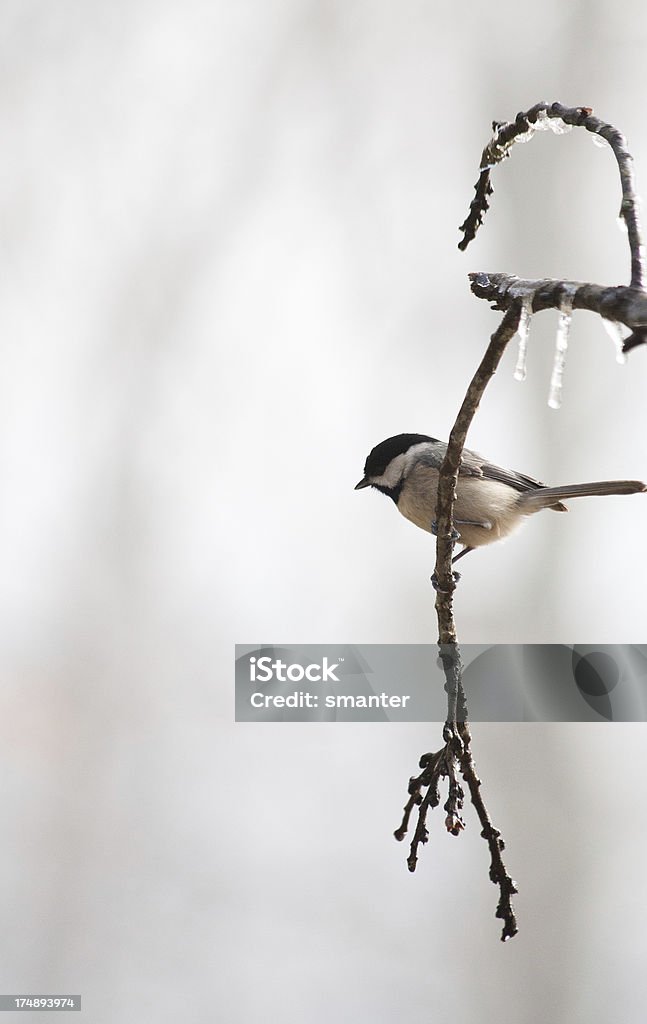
[458,446,548,493]
[414,441,551,494]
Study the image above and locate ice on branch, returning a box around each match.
[480,109,573,178]
[533,109,572,135]
[601,318,629,365]
[591,133,610,149]
[548,118,572,135]
[547,286,578,409]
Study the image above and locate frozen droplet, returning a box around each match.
[547,288,576,409]
[533,110,551,131]
[513,295,533,382]
[592,133,610,148]
[601,318,628,365]
[532,110,572,136]
[516,127,535,144]
[617,214,628,233]
[548,117,572,135]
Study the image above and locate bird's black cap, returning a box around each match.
[355,433,436,489]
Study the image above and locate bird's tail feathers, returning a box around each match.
[519,479,647,512]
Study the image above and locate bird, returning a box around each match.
[355,433,646,564]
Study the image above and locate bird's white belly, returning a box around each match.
[397,468,525,547]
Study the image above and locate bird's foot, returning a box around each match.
[430,570,461,593]
[431,520,460,542]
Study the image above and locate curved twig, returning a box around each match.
[458,101,646,292]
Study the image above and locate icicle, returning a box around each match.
[616,214,628,234]
[601,318,628,365]
[513,294,533,381]
[547,288,577,409]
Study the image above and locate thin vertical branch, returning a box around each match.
[397,308,522,941]
[433,304,522,633]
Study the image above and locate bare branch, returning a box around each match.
[394,737,465,873]
[432,305,522,631]
[458,721,519,941]
[394,653,519,941]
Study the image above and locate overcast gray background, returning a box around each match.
[1,2,647,1022]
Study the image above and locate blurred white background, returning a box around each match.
[1,1,647,1021]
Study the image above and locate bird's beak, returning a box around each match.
[354,477,371,490]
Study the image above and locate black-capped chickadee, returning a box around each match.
[355,433,647,564]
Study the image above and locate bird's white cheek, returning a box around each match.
[369,453,408,490]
